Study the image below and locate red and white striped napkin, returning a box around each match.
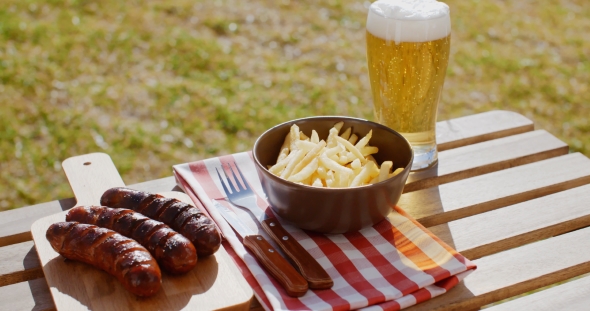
[173,152,476,311]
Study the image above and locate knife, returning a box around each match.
[212,200,309,297]
[216,165,334,290]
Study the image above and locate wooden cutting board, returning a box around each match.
[31,153,253,311]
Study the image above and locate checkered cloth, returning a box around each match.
[173,152,475,311]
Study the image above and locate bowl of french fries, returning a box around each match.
[253,116,413,233]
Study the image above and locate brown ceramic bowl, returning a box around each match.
[253,116,413,234]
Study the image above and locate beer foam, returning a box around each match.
[367,0,451,43]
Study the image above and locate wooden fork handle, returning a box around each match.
[243,235,308,297]
[261,219,334,290]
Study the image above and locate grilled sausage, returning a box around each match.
[101,187,222,257]
[66,206,198,274]
[46,221,162,297]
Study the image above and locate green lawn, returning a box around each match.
[1,0,589,210]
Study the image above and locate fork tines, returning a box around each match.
[216,162,251,196]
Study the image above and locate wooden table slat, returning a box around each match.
[0,198,75,248]
[405,130,569,193]
[485,274,590,311]
[406,225,590,311]
[429,183,590,259]
[0,241,43,287]
[0,278,54,311]
[400,152,590,227]
[436,110,534,151]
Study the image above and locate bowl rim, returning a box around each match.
[252,115,414,191]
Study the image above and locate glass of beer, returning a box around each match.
[366,0,451,170]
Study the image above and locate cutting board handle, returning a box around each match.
[62,153,126,207]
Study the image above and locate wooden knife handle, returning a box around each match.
[243,235,308,297]
[262,219,334,290]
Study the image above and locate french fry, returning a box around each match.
[350,161,376,187]
[311,130,319,144]
[300,132,309,141]
[389,167,404,178]
[296,140,319,152]
[316,165,328,180]
[350,158,361,170]
[338,153,351,165]
[361,146,379,157]
[355,130,372,149]
[280,149,306,179]
[367,154,378,165]
[277,134,291,162]
[378,161,393,182]
[269,151,297,175]
[311,177,323,187]
[336,136,365,163]
[352,167,362,176]
[347,153,359,163]
[332,170,342,188]
[333,121,344,132]
[369,161,380,178]
[288,158,319,182]
[289,124,300,151]
[348,133,358,145]
[326,127,339,148]
[336,170,352,188]
[325,170,335,188]
[340,127,351,140]
[319,154,353,175]
[324,144,344,158]
[291,140,326,176]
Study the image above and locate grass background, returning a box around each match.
[1,0,588,211]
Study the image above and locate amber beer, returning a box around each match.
[366,0,451,170]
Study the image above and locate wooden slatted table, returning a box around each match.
[2,110,589,311]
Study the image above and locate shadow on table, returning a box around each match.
[23,245,45,280]
[399,164,477,310]
[398,163,460,253]
[43,253,218,310]
[27,278,55,311]
[58,197,77,211]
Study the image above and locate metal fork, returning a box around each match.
[216,162,333,290]
[216,163,265,222]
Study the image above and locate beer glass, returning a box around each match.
[366,0,451,170]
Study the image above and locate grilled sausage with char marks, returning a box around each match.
[66,206,198,274]
[46,221,162,297]
[101,187,221,258]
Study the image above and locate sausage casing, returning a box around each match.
[101,187,222,257]
[46,221,162,297]
[66,206,198,274]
